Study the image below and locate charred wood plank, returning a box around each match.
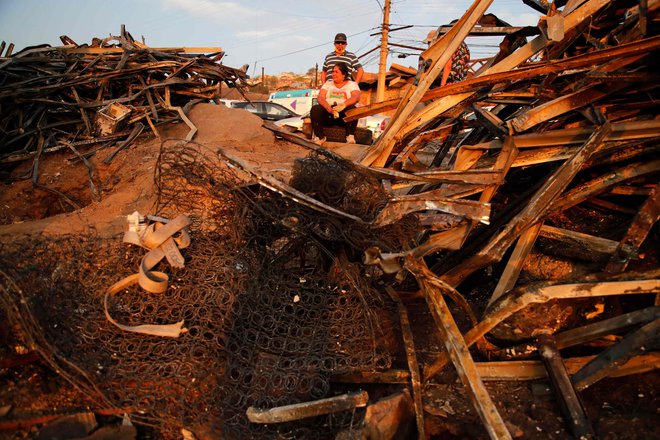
[549,159,660,214]
[372,196,490,227]
[557,306,660,349]
[572,319,660,391]
[605,184,660,273]
[246,391,368,423]
[488,222,543,306]
[410,222,472,255]
[489,306,660,359]
[406,258,512,440]
[333,354,660,383]
[523,0,550,14]
[510,85,620,133]
[472,103,507,137]
[538,224,619,262]
[537,334,596,439]
[386,287,425,439]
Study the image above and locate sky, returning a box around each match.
[0,0,542,77]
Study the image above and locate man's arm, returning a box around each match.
[353,67,364,84]
[321,55,331,83]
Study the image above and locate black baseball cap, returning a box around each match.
[334,33,347,43]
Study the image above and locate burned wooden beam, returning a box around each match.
[386,287,425,439]
[372,196,490,227]
[510,84,617,132]
[537,334,596,439]
[333,353,660,383]
[406,257,512,440]
[472,103,508,137]
[488,222,543,306]
[556,306,660,349]
[246,391,369,423]
[549,159,660,215]
[537,224,620,262]
[605,184,660,273]
[572,319,660,391]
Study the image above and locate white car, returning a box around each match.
[358,114,391,139]
[216,99,243,108]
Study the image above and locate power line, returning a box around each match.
[250,28,377,64]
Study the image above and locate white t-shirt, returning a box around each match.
[320,80,360,106]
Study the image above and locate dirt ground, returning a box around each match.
[1,103,658,439]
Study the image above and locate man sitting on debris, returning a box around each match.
[321,33,364,83]
[311,62,361,145]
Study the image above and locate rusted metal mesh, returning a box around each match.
[0,140,422,438]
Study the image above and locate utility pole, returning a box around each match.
[261,66,265,92]
[376,0,391,103]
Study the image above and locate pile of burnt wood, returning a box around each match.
[264,0,658,438]
[0,25,248,170]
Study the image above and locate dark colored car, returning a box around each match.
[231,101,300,121]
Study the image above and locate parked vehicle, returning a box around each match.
[273,112,307,131]
[217,99,243,108]
[358,114,391,140]
[231,101,300,121]
[269,89,319,116]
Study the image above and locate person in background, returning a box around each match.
[425,20,471,86]
[321,33,364,84]
[440,40,470,86]
[311,62,361,145]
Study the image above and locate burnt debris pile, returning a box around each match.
[0,26,247,174]
[1,1,660,439]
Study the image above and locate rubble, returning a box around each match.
[1,1,659,439]
[0,25,248,176]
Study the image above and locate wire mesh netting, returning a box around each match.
[1,140,422,438]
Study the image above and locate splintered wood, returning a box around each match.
[338,0,658,438]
